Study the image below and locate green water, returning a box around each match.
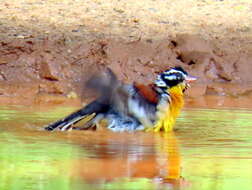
[0,105,252,190]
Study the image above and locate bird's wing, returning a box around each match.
[44,68,119,131]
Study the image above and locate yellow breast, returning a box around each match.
[152,85,185,132]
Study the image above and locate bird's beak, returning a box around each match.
[185,75,197,82]
[185,75,197,88]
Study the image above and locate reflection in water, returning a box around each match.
[0,106,252,190]
[155,132,181,181]
[71,131,182,185]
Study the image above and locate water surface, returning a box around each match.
[0,105,252,190]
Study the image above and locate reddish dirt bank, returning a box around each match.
[1,0,252,107]
[0,34,252,106]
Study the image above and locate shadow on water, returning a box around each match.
[0,105,252,190]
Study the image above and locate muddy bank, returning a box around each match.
[0,34,252,105]
[1,0,252,107]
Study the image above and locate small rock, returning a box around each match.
[67,91,78,99]
[72,29,79,32]
[113,8,124,13]
[39,62,60,81]
[0,58,7,65]
[16,35,25,39]
[132,18,139,23]
[39,53,62,81]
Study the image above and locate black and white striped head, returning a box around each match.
[155,67,196,91]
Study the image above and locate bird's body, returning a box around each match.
[45,67,196,132]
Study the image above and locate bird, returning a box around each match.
[44,66,196,132]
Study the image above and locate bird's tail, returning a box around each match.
[44,68,118,131]
[44,100,109,131]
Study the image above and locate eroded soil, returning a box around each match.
[0,0,252,107]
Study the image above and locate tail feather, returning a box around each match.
[44,100,109,131]
[44,68,123,131]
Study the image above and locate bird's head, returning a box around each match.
[155,66,197,95]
